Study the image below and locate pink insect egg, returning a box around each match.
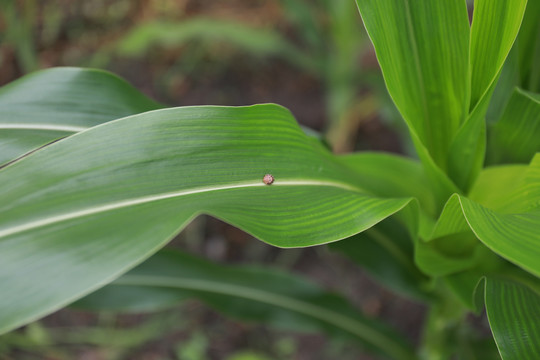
[263,174,274,185]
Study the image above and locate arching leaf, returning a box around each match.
[0,104,414,335]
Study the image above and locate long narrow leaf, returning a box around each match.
[0,67,161,167]
[447,0,528,191]
[417,154,540,278]
[518,0,540,91]
[356,0,469,168]
[489,88,540,164]
[76,249,416,360]
[474,277,540,360]
[469,0,528,109]
[0,104,414,335]
[468,164,529,211]
[338,152,436,216]
[329,217,430,301]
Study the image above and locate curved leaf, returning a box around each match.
[448,0,528,191]
[519,0,540,91]
[0,104,414,334]
[0,67,161,167]
[490,88,540,164]
[459,196,540,277]
[76,249,416,360]
[468,164,529,211]
[416,154,540,278]
[331,152,435,299]
[338,152,436,216]
[355,0,469,167]
[475,277,540,360]
[446,95,488,192]
[469,0,528,109]
[329,217,430,301]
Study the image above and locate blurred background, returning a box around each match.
[0,1,425,359]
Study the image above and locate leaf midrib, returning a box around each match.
[0,180,364,239]
[0,124,86,132]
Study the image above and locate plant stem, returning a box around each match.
[419,284,467,360]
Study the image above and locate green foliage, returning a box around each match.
[0,67,161,167]
[116,19,318,72]
[475,277,540,360]
[0,1,539,360]
[77,249,415,360]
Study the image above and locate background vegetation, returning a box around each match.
[0,1,418,359]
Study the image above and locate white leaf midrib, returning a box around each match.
[0,180,361,239]
[0,124,87,132]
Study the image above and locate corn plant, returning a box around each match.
[0,1,539,359]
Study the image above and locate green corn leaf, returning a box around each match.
[517,0,540,92]
[416,154,540,278]
[446,85,490,192]
[459,197,540,278]
[474,277,540,360]
[0,67,161,167]
[329,217,430,302]
[489,88,540,164]
[486,0,540,123]
[356,0,469,168]
[486,46,521,124]
[469,152,540,215]
[331,152,437,299]
[445,269,487,311]
[468,164,529,211]
[337,152,436,216]
[75,249,416,360]
[448,0,528,191]
[414,195,485,277]
[0,67,324,167]
[0,101,416,335]
[469,0,528,110]
[501,156,540,214]
[446,260,539,312]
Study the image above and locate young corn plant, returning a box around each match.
[0,1,539,359]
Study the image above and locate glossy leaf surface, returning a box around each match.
[0,103,413,335]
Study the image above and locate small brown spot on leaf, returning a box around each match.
[263,174,274,185]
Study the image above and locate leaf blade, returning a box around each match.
[78,249,416,360]
[0,67,161,166]
[489,88,540,164]
[356,0,470,167]
[0,104,413,335]
[470,0,528,109]
[482,278,540,360]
